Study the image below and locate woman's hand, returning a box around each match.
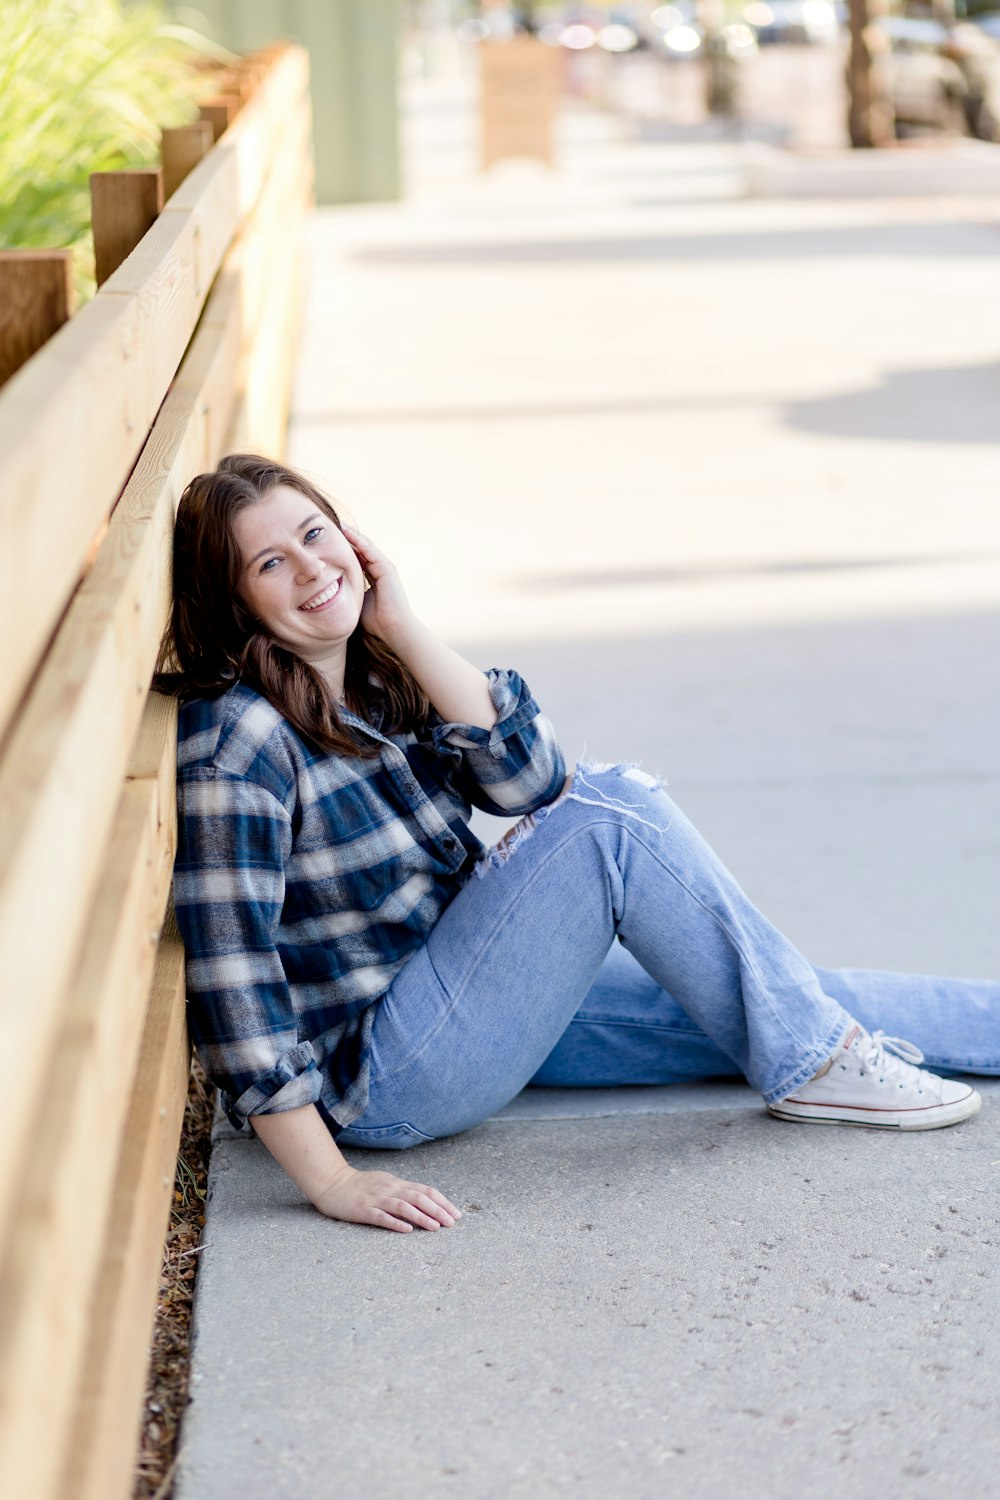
[341,524,416,647]
[249,1103,461,1234]
[341,521,498,732]
[314,1161,463,1233]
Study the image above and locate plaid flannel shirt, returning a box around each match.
[173,668,566,1136]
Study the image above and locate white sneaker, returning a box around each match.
[768,1023,981,1131]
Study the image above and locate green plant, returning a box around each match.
[0,0,232,303]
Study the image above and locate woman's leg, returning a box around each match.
[530,948,1000,1087]
[529,939,744,1088]
[338,763,853,1145]
[813,966,1000,1075]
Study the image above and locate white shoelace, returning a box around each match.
[859,1029,928,1086]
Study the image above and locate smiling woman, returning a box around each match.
[155,453,998,1236]
[233,489,367,679]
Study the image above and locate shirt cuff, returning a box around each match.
[430,669,540,759]
[225,1041,323,1130]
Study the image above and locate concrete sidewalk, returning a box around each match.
[176,68,1000,1500]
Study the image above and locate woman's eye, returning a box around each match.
[304,526,324,544]
[259,556,280,573]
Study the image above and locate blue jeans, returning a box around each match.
[337,764,1000,1149]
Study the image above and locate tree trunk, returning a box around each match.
[847,0,895,147]
[698,0,736,117]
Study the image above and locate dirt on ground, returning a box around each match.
[132,1057,214,1500]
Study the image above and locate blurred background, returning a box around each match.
[408,0,1000,153]
[175,0,1000,202]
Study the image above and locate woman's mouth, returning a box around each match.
[300,577,342,611]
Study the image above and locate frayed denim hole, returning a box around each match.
[474,809,541,877]
[473,760,670,879]
[567,762,672,836]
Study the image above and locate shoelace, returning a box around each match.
[860,1029,928,1085]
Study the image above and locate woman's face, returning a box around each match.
[232,486,366,669]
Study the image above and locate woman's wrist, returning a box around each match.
[312,1160,359,1217]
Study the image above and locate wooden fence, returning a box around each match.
[0,41,313,1500]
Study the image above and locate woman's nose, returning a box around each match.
[295,550,324,584]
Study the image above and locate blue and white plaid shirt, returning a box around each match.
[173,669,566,1136]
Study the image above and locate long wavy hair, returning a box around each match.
[155,454,429,756]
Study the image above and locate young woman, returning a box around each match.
[159,454,995,1235]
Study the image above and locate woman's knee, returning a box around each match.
[564,762,674,834]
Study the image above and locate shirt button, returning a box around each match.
[402,778,418,795]
[442,835,458,850]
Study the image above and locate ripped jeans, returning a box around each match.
[337,763,1000,1149]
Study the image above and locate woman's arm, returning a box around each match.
[344,525,497,731]
[250,1103,462,1233]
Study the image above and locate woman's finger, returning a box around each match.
[370,1208,414,1234]
[388,1198,446,1232]
[426,1188,462,1219]
[412,1192,456,1226]
[400,1180,461,1222]
[341,523,381,559]
[397,1180,461,1221]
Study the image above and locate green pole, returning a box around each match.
[174,1,401,202]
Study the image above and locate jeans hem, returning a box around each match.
[761,1015,853,1105]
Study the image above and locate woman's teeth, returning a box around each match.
[301,578,341,610]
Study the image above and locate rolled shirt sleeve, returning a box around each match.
[173,768,323,1129]
[427,668,567,816]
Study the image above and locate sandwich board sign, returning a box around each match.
[480,37,560,170]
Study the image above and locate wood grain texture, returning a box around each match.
[0,44,311,743]
[0,704,177,1500]
[0,286,242,1233]
[91,170,164,287]
[60,916,190,1500]
[0,250,75,387]
[0,41,312,1498]
[236,167,312,458]
[0,293,147,744]
[161,121,213,202]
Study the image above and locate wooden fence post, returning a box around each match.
[0,251,75,388]
[90,170,164,287]
[160,121,214,201]
[198,93,241,143]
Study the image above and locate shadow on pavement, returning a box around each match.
[503,552,997,591]
[785,359,1000,445]
[350,220,1000,266]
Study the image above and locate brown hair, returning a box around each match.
[155,454,429,756]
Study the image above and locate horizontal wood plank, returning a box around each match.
[61,916,190,1500]
[234,169,312,458]
[236,99,314,345]
[0,280,244,1232]
[0,701,177,1500]
[0,40,312,1499]
[0,43,311,743]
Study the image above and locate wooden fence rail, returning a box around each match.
[0,41,313,1500]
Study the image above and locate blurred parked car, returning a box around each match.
[873,16,966,133]
[871,13,1000,139]
[950,14,1000,138]
[741,0,839,46]
[645,2,758,59]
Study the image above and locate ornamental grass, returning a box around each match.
[0,0,231,303]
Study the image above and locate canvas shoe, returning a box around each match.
[768,1023,981,1130]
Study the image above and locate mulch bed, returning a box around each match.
[132,1055,214,1500]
